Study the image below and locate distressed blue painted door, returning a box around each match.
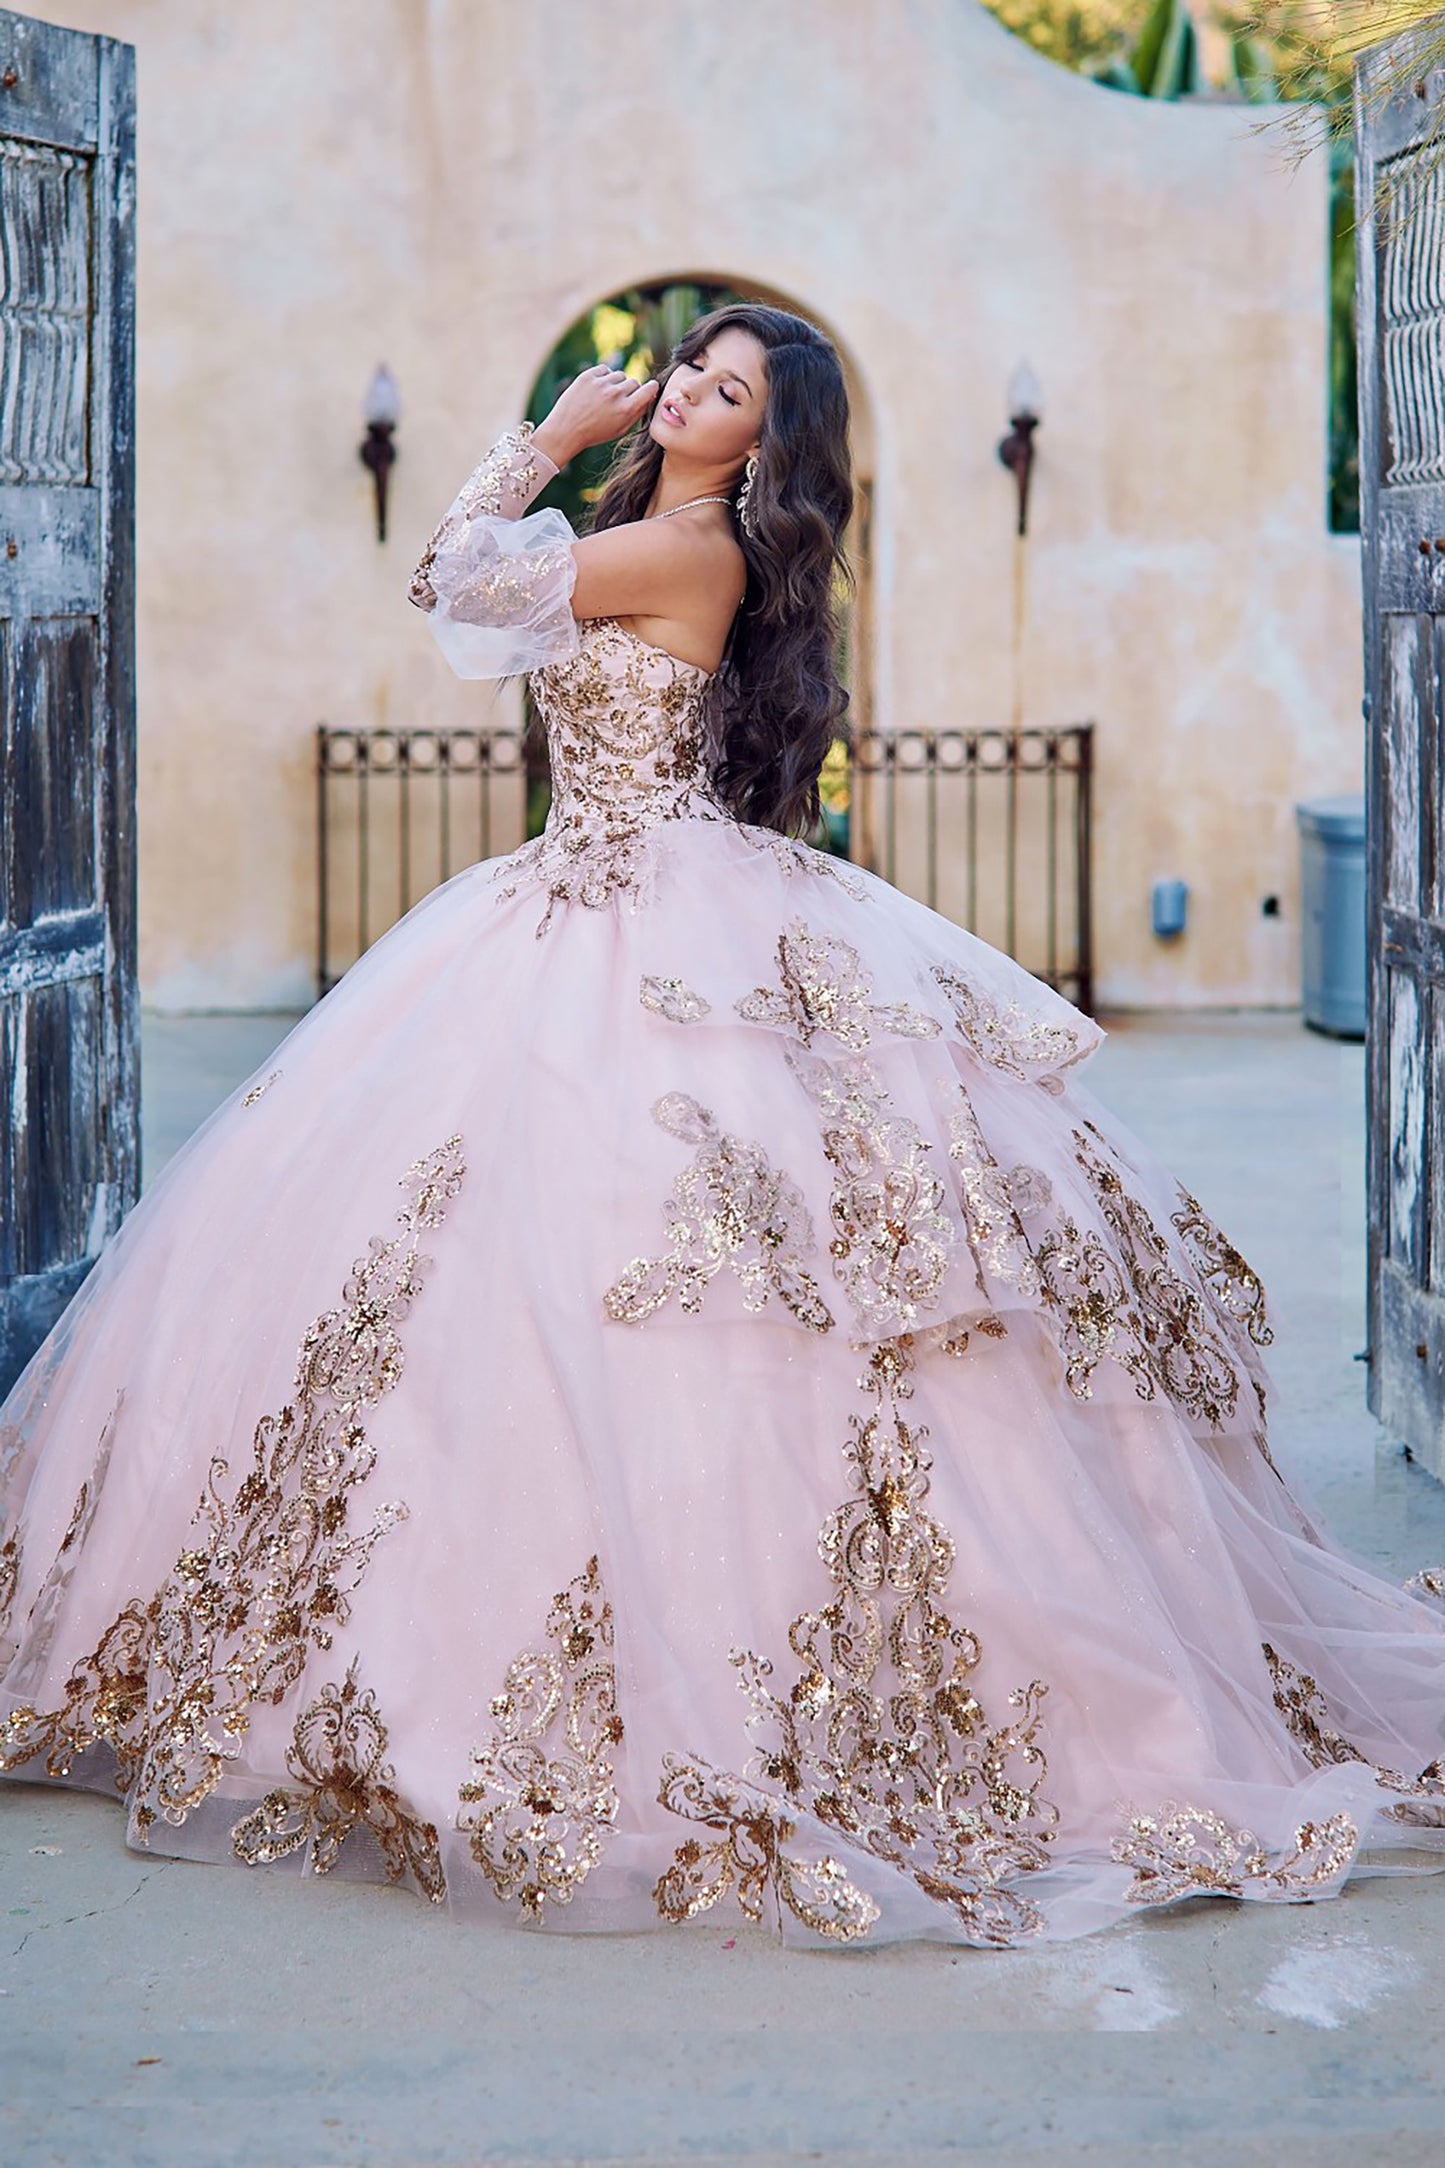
[0,8,137,1395]
[1356,31,1445,1471]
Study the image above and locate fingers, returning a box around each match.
[579,364,656,398]
[565,366,658,444]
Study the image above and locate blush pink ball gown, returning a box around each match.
[3,421,1445,1951]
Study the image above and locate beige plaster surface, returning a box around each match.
[44,0,1362,1009]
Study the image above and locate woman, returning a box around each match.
[2,301,1444,1950]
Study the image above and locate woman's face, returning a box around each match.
[649,325,767,469]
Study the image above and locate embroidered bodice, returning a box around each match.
[496,621,731,931]
[531,618,727,842]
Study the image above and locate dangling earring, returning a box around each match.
[736,452,760,539]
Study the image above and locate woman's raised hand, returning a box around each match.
[533,365,660,467]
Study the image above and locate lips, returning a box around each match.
[659,399,687,426]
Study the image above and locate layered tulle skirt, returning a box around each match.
[4,815,1445,1948]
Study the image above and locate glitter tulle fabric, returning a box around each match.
[5,428,1445,1950]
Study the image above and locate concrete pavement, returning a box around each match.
[4,1006,1445,2167]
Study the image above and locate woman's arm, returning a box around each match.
[407,369,701,677]
[409,370,660,613]
[406,422,561,614]
[406,426,579,678]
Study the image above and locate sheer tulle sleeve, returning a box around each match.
[407,422,583,679]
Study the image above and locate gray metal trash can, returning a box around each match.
[1295,794,1365,1039]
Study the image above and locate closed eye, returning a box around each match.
[686,357,740,407]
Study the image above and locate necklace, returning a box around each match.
[650,494,734,521]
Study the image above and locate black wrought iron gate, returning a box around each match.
[315,720,1095,1012]
[0,10,137,1397]
[1356,29,1445,1472]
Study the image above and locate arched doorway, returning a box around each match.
[519,273,877,851]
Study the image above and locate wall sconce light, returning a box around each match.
[360,364,400,543]
[997,361,1043,538]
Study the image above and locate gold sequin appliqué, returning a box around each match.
[737,923,941,1050]
[1030,1206,1145,1404]
[1264,1643,1367,1772]
[407,422,548,611]
[654,1763,881,1942]
[726,927,956,1337]
[1021,1125,1245,1428]
[1170,1189,1273,1351]
[943,1094,1263,1440]
[5,1396,122,1691]
[497,620,729,935]
[1264,1642,1445,1822]
[0,1532,16,1662]
[457,1556,624,1922]
[737,827,868,897]
[241,1071,281,1108]
[603,1093,835,1335]
[1111,1805,1358,1906]
[946,1089,1047,1298]
[639,976,711,1024]
[653,1337,1059,1947]
[435,537,577,634]
[788,1046,956,1339]
[231,1658,445,1902]
[1070,1127,1243,1427]
[931,964,1090,1087]
[0,1419,27,1662]
[0,1136,466,1830]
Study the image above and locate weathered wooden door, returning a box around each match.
[1356,31,1445,1474]
[0,9,136,1397]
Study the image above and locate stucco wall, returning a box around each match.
[45,0,1362,1009]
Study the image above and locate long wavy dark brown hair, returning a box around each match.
[586,303,855,836]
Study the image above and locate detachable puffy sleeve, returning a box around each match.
[406,421,583,679]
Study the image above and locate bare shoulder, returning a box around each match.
[568,514,746,640]
[650,513,746,598]
[575,512,740,573]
